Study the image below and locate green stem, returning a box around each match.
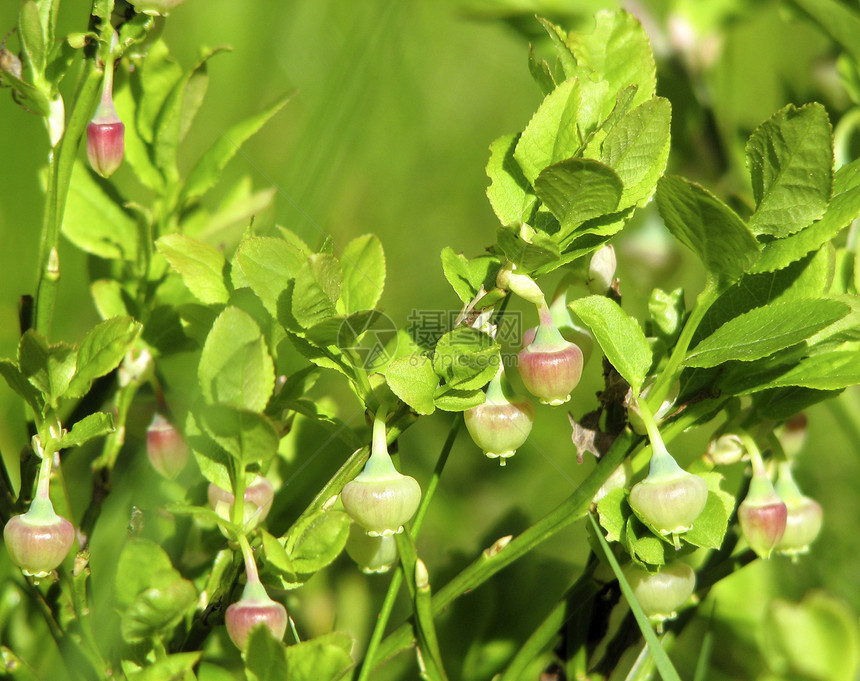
[356,414,462,681]
[413,559,448,681]
[34,61,102,338]
[93,381,139,470]
[647,281,722,412]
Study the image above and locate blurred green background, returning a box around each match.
[1,0,859,679]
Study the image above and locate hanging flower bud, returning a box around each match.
[518,303,583,406]
[626,382,678,436]
[4,455,75,577]
[341,410,421,536]
[464,364,535,465]
[587,245,617,294]
[629,446,708,544]
[774,462,822,557]
[706,433,745,467]
[208,475,275,531]
[738,463,787,559]
[226,540,287,650]
[625,562,696,632]
[496,263,545,307]
[128,0,189,16]
[87,54,124,178]
[146,414,188,479]
[345,523,398,574]
[522,292,594,364]
[776,413,807,460]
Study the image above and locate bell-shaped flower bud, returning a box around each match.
[87,57,124,178]
[518,304,583,406]
[146,414,188,479]
[587,245,617,294]
[464,365,535,465]
[625,561,696,632]
[738,465,787,560]
[208,475,275,532]
[345,523,398,574]
[341,410,421,537]
[706,432,745,467]
[774,462,822,558]
[226,539,287,650]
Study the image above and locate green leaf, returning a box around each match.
[439,249,501,305]
[67,317,142,398]
[198,306,275,412]
[114,538,184,610]
[752,157,860,273]
[495,224,561,273]
[90,279,133,320]
[236,235,309,317]
[384,354,437,416]
[134,40,182,145]
[596,487,629,543]
[180,94,291,204]
[18,1,45,75]
[685,299,849,368]
[656,175,760,283]
[432,328,499,391]
[284,509,351,574]
[434,387,485,412]
[261,530,295,576]
[62,163,138,260]
[534,158,622,237]
[788,0,860,70]
[746,103,833,237]
[58,412,114,449]
[127,654,202,681]
[121,578,197,643]
[723,349,860,394]
[244,628,288,681]
[18,331,76,404]
[283,633,354,681]
[682,474,734,550]
[625,516,673,567]
[589,513,683,681]
[186,412,234,491]
[340,234,385,314]
[154,46,230,183]
[486,133,538,226]
[569,295,652,394]
[291,254,342,329]
[568,9,657,110]
[514,78,583,184]
[197,404,278,468]
[0,360,44,414]
[156,234,230,305]
[599,97,671,209]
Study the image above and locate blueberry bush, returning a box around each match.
[1,1,859,680]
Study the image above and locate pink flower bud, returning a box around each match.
[146,414,188,479]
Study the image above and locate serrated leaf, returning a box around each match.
[284,510,350,574]
[384,354,437,416]
[245,628,289,681]
[197,404,278,467]
[0,360,43,414]
[127,653,202,681]
[534,158,622,237]
[340,234,385,314]
[683,489,734,550]
[283,633,354,681]
[63,163,138,260]
[291,254,342,329]
[599,96,671,209]
[261,530,295,576]
[568,9,656,110]
[18,331,76,404]
[596,487,630,543]
[432,328,499,391]
[121,578,197,643]
[746,103,833,237]
[180,94,291,204]
[59,412,114,449]
[514,79,583,184]
[486,133,538,226]
[685,299,849,368]
[156,234,230,305]
[134,40,182,145]
[439,249,502,305]
[569,295,652,394]
[656,175,760,282]
[753,157,860,272]
[496,224,561,272]
[434,387,485,412]
[236,235,308,317]
[186,412,234,490]
[625,515,672,567]
[724,350,860,394]
[67,317,142,398]
[198,306,275,412]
